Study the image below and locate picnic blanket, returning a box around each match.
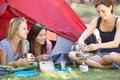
[0,62,38,76]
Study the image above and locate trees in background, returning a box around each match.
[114,0,120,5]
[66,0,120,5]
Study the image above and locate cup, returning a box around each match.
[60,61,66,70]
[27,53,33,58]
[26,53,33,64]
[23,53,33,59]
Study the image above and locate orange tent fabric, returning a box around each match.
[46,31,56,41]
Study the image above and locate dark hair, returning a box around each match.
[95,0,114,13]
[27,23,47,56]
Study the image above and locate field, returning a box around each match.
[1,65,120,80]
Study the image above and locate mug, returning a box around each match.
[60,61,66,70]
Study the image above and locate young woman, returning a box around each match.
[27,23,52,62]
[0,17,35,67]
[69,0,120,69]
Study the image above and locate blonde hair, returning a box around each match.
[7,17,27,58]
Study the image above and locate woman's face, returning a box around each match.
[96,4,112,20]
[35,29,46,45]
[16,22,28,39]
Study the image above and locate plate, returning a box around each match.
[13,71,38,77]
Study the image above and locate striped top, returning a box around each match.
[0,39,29,64]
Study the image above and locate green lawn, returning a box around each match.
[1,65,120,80]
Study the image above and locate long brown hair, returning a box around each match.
[27,23,47,56]
[95,0,114,13]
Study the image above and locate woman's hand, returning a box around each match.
[15,58,29,67]
[86,44,98,51]
[42,54,49,61]
[78,41,88,52]
[14,57,35,67]
[36,55,42,62]
[36,54,49,62]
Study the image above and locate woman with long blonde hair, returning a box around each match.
[0,17,35,67]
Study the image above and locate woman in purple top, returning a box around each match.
[0,17,35,67]
[27,23,52,62]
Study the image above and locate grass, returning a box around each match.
[1,65,120,80]
[70,3,120,24]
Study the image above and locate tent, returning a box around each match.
[0,0,86,42]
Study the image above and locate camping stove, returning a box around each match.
[76,51,91,72]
